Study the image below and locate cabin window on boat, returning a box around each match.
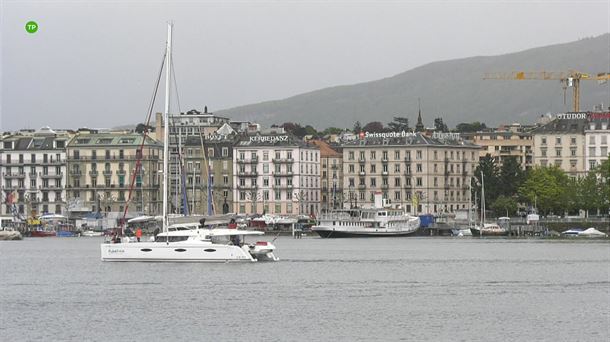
[155,236,189,242]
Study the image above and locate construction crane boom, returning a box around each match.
[483,70,610,112]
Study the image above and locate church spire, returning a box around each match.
[415,97,424,132]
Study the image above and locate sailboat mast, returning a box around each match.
[468,178,472,228]
[162,22,173,233]
[480,171,485,238]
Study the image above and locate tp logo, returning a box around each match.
[25,21,38,34]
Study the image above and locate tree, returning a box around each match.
[454,122,487,133]
[490,196,518,217]
[281,122,308,138]
[362,121,384,133]
[353,121,362,133]
[498,157,524,197]
[434,118,448,132]
[135,123,153,134]
[321,127,344,136]
[304,125,318,137]
[518,166,568,215]
[387,117,410,132]
[473,154,500,209]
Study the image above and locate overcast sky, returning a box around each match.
[1,0,609,131]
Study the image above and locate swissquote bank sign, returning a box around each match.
[358,131,461,140]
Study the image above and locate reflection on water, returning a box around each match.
[1,237,608,341]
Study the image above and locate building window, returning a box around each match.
[416,177,422,186]
[589,160,596,169]
[416,164,422,172]
[416,150,422,160]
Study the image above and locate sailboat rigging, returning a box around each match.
[100,23,279,262]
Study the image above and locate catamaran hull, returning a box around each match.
[100,242,257,262]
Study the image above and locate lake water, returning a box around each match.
[1,236,608,341]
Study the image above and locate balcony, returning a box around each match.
[358,184,366,190]
[237,184,258,190]
[381,184,389,190]
[358,158,366,163]
[67,155,159,162]
[359,171,366,176]
[237,157,259,164]
[381,171,388,176]
[117,170,126,176]
[40,172,63,179]
[272,158,294,164]
[238,170,259,177]
[41,159,64,165]
[404,157,411,162]
[28,172,37,178]
[103,170,113,177]
[3,173,25,179]
[272,171,293,177]
[89,170,99,176]
[70,170,82,176]
[272,184,293,190]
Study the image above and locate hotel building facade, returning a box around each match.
[311,140,344,213]
[65,132,163,214]
[232,132,321,216]
[463,124,533,169]
[584,113,610,171]
[1,127,69,216]
[341,133,480,215]
[182,134,238,215]
[531,114,589,178]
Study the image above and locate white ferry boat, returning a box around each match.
[312,194,420,238]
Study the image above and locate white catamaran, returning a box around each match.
[100,23,278,262]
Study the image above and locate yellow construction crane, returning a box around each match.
[483,70,610,112]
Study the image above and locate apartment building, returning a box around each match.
[584,113,610,171]
[0,127,69,217]
[155,108,238,213]
[531,114,588,178]
[232,132,320,216]
[311,140,343,213]
[65,132,162,214]
[463,124,533,169]
[341,133,480,215]
[182,134,238,215]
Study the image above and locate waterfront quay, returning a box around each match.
[1,110,609,229]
